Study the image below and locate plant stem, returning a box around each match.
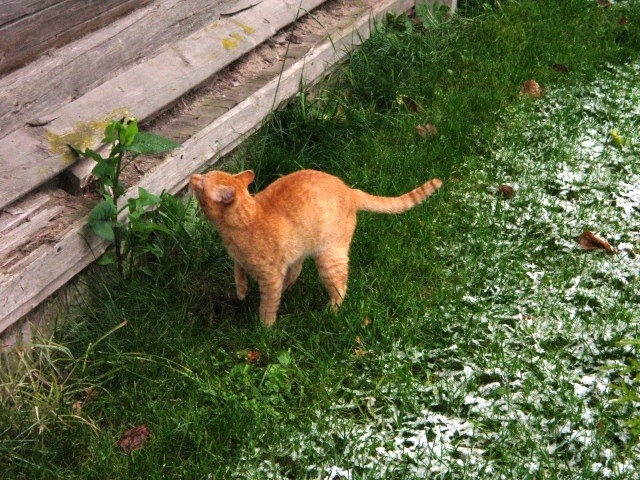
[113,148,125,277]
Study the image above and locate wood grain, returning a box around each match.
[0,0,152,75]
[0,0,250,139]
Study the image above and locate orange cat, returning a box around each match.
[189,169,442,326]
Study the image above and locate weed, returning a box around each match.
[70,117,180,277]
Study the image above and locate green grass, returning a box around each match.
[3,0,640,478]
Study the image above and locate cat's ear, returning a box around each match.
[236,170,255,186]
[211,186,235,204]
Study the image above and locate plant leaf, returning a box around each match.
[97,252,117,265]
[91,156,119,183]
[102,121,119,144]
[70,146,104,163]
[125,132,180,156]
[276,350,292,367]
[88,200,115,241]
[122,119,139,147]
[136,187,162,207]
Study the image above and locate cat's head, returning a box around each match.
[189,170,255,222]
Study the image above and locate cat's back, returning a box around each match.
[257,170,353,210]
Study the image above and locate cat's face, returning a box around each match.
[189,170,255,221]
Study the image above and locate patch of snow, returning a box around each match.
[231,60,640,480]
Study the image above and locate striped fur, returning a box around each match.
[355,178,443,214]
[190,169,442,326]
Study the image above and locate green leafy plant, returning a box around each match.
[70,117,180,276]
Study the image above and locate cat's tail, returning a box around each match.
[355,178,442,214]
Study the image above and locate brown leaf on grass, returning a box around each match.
[362,316,372,327]
[579,231,615,254]
[520,80,544,98]
[246,349,262,364]
[497,185,516,199]
[118,425,151,454]
[618,17,628,25]
[416,123,438,139]
[597,0,612,7]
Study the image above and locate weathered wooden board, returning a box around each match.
[0,191,51,234]
[0,0,153,75]
[0,0,415,335]
[0,0,252,139]
[1,1,54,25]
[0,0,328,211]
[0,221,103,333]
[0,206,63,261]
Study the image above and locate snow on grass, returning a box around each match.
[232,62,640,479]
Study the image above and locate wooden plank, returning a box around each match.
[0,206,63,260]
[0,223,104,333]
[64,20,325,193]
[0,0,152,75]
[0,191,51,234]
[0,0,328,211]
[0,1,59,26]
[0,0,414,338]
[0,0,251,139]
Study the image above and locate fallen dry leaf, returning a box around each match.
[579,231,615,254]
[416,123,438,139]
[520,80,544,98]
[497,185,516,199]
[618,17,628,25]
[72,387,97,415]
[597,0,612,7]
[246,349,262,364]
[118,424,151,454]
[362,316,372,327]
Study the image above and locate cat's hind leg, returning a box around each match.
[315,249,349,310]
[284,259,303,290]
[257,274,284,326]
[234,262,248,300]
